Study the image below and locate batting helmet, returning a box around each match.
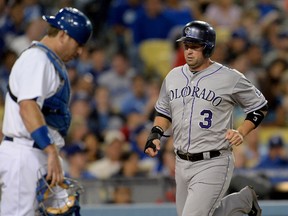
[36,175,84,216]
[42,7,92,45]
[176,20,216,58]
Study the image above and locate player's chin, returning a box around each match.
[186,58,196,65]
[63,56,76,62]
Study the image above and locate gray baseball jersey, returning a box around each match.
[155,62,267,153]
[156,61,267,215]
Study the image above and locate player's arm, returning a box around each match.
[226,104,268,146]
[19,99,63,186]
[144,113,171,157]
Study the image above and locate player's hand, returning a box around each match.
[44,144,64,186]
[225,129,244,146]
[144,139,161,157]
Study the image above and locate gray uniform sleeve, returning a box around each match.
[231,73,267,113]
[155,78,172,119]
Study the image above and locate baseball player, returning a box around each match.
[144,21,267,216]
[0,7,92,215]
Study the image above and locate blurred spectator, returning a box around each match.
[112,151,146,178]
[210,37,229,64]
[228,53,250,76]
[143,78,161,121]
[88,130,127,179]
[81,0,113,42]
[106,185,133,204]
[255,0,280,20]
[237,9,261,42]
[73,73,95,97]
[81,131,104,163]
[229,52,260,88]
[22,0,43,22]
[0,49,17,96]
[120,111,147,141]
[0,90,5,134]
[225,29,249,63]
[74,45,92,76]
[70,92,92,119]
[7,18,47,55]
[245,42,265,79]
[164,0,195,26]
[108,0,143,51]
[98,51,137,112]
[253,135,288,195]
[173,44,186,67]
[129,123,161,175]
[204,0,242,30]
[66,62,79,89]
[0,0,25,57]
[264,28,288,66]
[158,136,175,177]
[255,135,288,170]
[66,116,89,146]
[89,85,125,141]
[120,74,148,117]
[155,136,176,203]
[260,12,283,54]
[62,142,97,180]
[131,0,175,46]
[233,128,262,169]
[257,58,288,126]
[281,72,288,126]
[83,44,110,85]
[0,0,6,17]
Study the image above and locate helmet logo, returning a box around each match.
[185,27,196,37]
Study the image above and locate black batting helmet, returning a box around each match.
[177,20,216,58]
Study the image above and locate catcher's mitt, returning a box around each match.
[36,174,84,216]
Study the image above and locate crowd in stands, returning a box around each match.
[0,0,288,203]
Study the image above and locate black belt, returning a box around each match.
[176,150,220,162]
[3,136,41,150]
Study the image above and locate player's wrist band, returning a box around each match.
[144,126,164,153]
[245,104,267,128]
[31,125,53,149]
[151,126,164,138]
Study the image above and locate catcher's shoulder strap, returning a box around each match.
[7,42,67,103]
[32,42,67,81]
[7,84,18,102]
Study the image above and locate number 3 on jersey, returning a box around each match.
[199,109,212,129]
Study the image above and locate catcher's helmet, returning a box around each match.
[42,7,92,45]
[176,20,216,58]
[36,175,84,216]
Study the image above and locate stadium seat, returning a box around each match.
[138,39,173,79]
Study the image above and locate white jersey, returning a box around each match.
[2,42,65,147]
[155,62,267,153]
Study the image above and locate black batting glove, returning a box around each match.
[144,126,164,153]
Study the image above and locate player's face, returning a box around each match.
[183,42,206,71]
[60,35,84,62]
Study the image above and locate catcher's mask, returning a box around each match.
[36,175,84,216]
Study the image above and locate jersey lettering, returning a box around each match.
[169,86,223,107]
[199,109,213,129]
